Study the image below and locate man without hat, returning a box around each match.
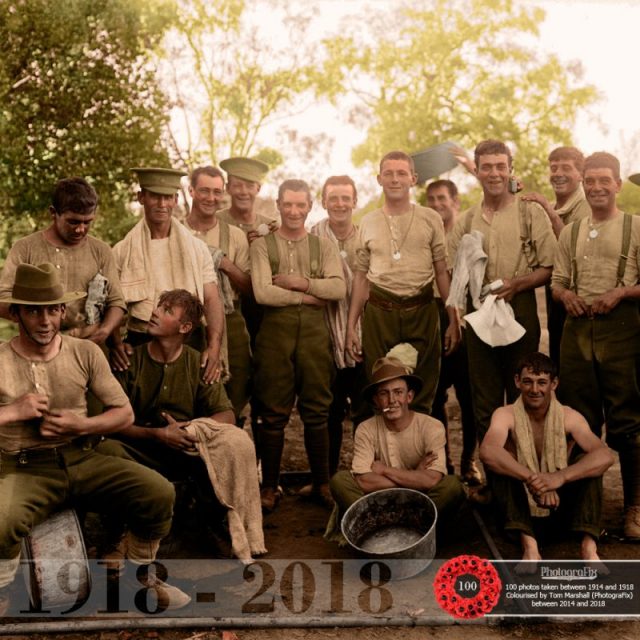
[0,263,190,614]
[0,177,126,345]
[327,353,465,542]
[110,167,224,385]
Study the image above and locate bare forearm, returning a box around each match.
[97,306,125,338]
[221,258,252,295]
[212,409,236,424]
[382,466,443,491]
[562,448,615,483]
[513,266,552,294]
[356,472,398,493]
[347,271,369,331]
[479,444,533,482]
[83,405,134,436]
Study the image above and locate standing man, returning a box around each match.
[448,140,556,445]
[552,151,640,538]
[329,355,465,536]
[522,147,591,365]
[310,175,362,481]
[480,352,613,563]
[426,179,480,484]
[346,151,460,420]
[0,177,125,345]
[110,168,224,385]
[251,179,346,511]
[0,264,189,613]
[182,166,252,421]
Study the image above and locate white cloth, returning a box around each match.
[446,230,487,310]
[463,289,525,347]
[185,418,266,560]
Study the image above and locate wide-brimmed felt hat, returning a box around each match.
[363,356,423,403]
[0,263,86,305]
[220,157,269,184]
[131,167,186,195]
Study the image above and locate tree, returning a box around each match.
[0,0,175,253]
[159,0,333,172]
[322,0,599,192]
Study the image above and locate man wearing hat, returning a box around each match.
[0,263,190,613]
[0,177,126,345]
[110,167,224,385]
[327,352,465,541]
[179,166,253,421]
[346,150,460,422]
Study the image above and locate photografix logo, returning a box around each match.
[540,566,599,581]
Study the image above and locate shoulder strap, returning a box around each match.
[516,197,539,274]
[570,218,583,293]
[308,233,321,278]
[218,219,230,255]
[616,213,633,287]
[264,233,279,275]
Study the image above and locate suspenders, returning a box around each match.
[264,233,321,277]
[570,213,632,292]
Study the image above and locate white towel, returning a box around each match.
[447,231,487,311]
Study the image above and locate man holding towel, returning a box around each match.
[480,352,613,563]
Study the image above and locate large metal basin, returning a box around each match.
[341,488,437,580]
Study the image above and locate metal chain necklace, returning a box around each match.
[383,205,415,261]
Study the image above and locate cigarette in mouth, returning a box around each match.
[382,408,392,413]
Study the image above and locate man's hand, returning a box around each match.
[272,274,309,292]
[527,470,566,494]
[345,327,363,363]
[532,489,560,509]
[417,451,438,470]
[200,344,222,384]
[521,192,553,215]
[40,409,86,438]
[11,393,49,422]
[154,413,198,452]
[110,342,133,371]
[591,288,624,315]
[444,321,461,355]
[371,460,388,475]
[558,289,590,318]
[494,277,521,302]
[450,145,475,174]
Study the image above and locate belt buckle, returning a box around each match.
[18,452,28,465]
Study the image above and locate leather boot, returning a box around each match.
[304,423,330,487]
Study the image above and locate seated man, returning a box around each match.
[328,353,465,541]
[479,352,614,563]
[98,289,265,560]
[0,264,189,614]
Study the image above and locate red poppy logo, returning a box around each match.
[433,555,502,619]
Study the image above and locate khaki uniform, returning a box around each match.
[354,205,446,417]
[0,231,125,332]
[0,337,174,583]
[449,196,556,442]
[250,232,346,489]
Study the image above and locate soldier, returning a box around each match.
[110,167,224,385]
[251,179,346,512]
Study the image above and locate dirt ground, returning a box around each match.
[4,292,640,638]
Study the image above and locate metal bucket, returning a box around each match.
[21,509,91,610]
[341,488,437,580]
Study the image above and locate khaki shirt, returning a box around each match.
[555,185,591,226]
[0,231,125,330]
[351,412,447,477]
[449,197,556,285]
[217,207,279,234]
[250,233,346,307]
[552,212,640,303]
[181,218,250,302]
[0,337,128,452]
[354,205,447,297]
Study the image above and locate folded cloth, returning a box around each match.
[447,230,487,311]
[513,394,567,517]
[185,418,267,560]
[209,247,235,316]
[464,282,525,347]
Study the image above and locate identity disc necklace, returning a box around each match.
[384,205,415,261]
[588,216,604,239]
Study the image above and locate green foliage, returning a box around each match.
[619,182,640,216]
[0,0,175,253]
[162,0,332,170]
[323,0,599,193]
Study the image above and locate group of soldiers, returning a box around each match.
[0,138,638,613]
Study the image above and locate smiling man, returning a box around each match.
[552,151,640,539]
[250,179,346,511]
[328,355,465,537]
[0,177,126,345]
[480,352,613,563]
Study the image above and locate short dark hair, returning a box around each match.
[516,352,557,380]
[548,146,584,173]
[426,179,458,199]
[474,140,513,171]
[321,175,357,202]
[379,150,415,174]
[190,166,225,188]
[51,177,98,214]
[277,179,312,204]
[157,289,204,335]
[584,151,621,181]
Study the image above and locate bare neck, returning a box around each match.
[11,333,62,362]
[382,410,414,433]
[147,337,184,364]
[229,206,256,224]
[186,211,218,232]
[383,198,412,216]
